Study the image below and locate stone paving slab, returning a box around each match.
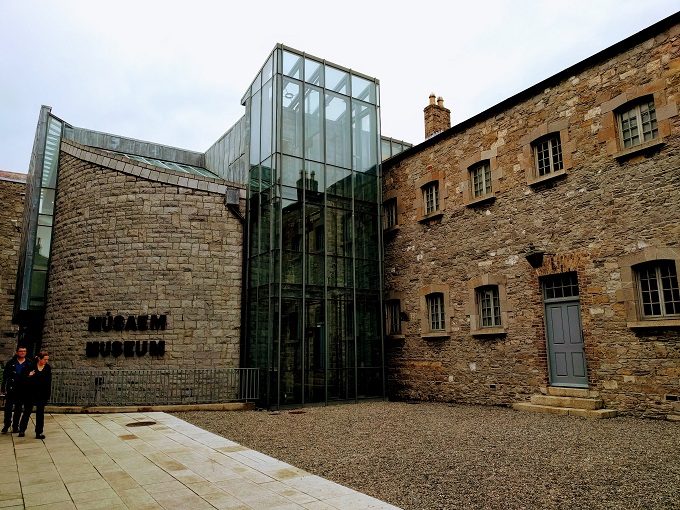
[0,412,399,510]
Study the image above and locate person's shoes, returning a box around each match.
[18,432,25,437]
[11,428,19,433]
[35,434,45,440]
[1,427,8,434]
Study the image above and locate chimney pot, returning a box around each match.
[429,93,436,105]
[437,96,444,107]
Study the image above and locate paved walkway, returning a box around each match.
[0,412,399,510]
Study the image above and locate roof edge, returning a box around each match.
[385,11,680,167]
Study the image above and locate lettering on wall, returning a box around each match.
[88,313,167,332]
[86,313,168,358]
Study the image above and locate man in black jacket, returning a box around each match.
[1,346,29,434]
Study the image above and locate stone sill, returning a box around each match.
[627,319,680,329]
[421,331,449,340]
[418,211,444,223]
[527,169,567,187]
[470,327,507,337]
[465,193,496,208]
[613,138,665,161]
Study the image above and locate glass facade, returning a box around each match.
[243,46,385,407]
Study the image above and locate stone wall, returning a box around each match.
[0,172,26,360]
[383,22,680,417]
[42,142,244,369]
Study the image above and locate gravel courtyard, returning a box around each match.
[176,402,680,510]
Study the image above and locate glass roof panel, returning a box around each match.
[125,154,220,180]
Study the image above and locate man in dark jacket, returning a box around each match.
[2,346,29,433]
[18,351,51,439]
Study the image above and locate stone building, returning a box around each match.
[0,171,26,361]
[382,14,680,417]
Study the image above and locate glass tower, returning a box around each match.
[243,45,385,407]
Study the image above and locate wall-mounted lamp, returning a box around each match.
[524,244,548,268]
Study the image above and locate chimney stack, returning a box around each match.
[424,93,451,139]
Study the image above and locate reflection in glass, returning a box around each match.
[352,101,377,173]
[41,117,62,188]
[304,85,323,162]
[325,66,349,94]
[305,58,323,86]
[351,75,376,103]
[250,90,261,164]
[282,79,302,157]
[325,93,350,169]
[245,47,384,407]
[282,50,303,79]
[39,189,55,216]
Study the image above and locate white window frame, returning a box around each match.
[618,98,658,149]
[635,261,680,319]
[426,293,445,331]
[384,198,397,229]
[422,181,439,215]
[385,300,401,335]
[533,134,564,177]
[470,161,492,198]
[477,286,502,328]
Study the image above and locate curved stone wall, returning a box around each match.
[43,143,243,369]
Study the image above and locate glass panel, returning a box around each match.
[280,298,302,405]
[354,211,378,260]
[326,165,352,197]
[325,93,351,169]
[326,207,353,258]
[33,226,52,271]
[249,91,261,164]
[305,300,325,403]
[305,161,323,202]
[305,58,323,86]
[281,155,304,188]
[351,75,376,104]
[38,188,55,216]
[282,50,303,79]
[260,78,273,161]
[381,139,391,161]
[355,172,377,203]
[352,101,378,173]
[282,79,303,157]
[29,270,47,308]
[304,85,323,162]
[37,214,52,227]
[251,71,261,95]
[41,117,62,188]
[356,293,382,397]
[262,53,274,83]
[325,66,348,94]
[327,295,355,400]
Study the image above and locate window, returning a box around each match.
[636,261,680,319]
[618,98,658,149]
[385,300,401,335]
[477,286,501,328]
[470,161,492,198]
[533,134,563,177]
[426,293,445,331]
[422,182,439,215]
[383,198,397,229]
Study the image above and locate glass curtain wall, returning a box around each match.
[244,46,384,407]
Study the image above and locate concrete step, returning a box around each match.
[541,386,599,398]
[531,394,603,410]
[512,402,617,419]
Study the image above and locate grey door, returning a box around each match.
[542,273,588,387]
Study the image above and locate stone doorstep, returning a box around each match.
[531,394,604,410]
[512,402,617,419]
[667,414,680,422]
[44,402,255,414]
[540,386,600,398]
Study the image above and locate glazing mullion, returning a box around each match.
[301,74,307,408]
[348,83,358,402]
[275,57,284,410]
[375,93,386,399]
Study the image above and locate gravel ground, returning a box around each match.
[175,402,680,510]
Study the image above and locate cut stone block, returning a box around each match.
[531,394,604,410]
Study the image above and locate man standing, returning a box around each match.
[1,346,29,434]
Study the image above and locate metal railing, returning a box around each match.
[50,368,259,406]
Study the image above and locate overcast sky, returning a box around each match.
[1,1,677,174]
